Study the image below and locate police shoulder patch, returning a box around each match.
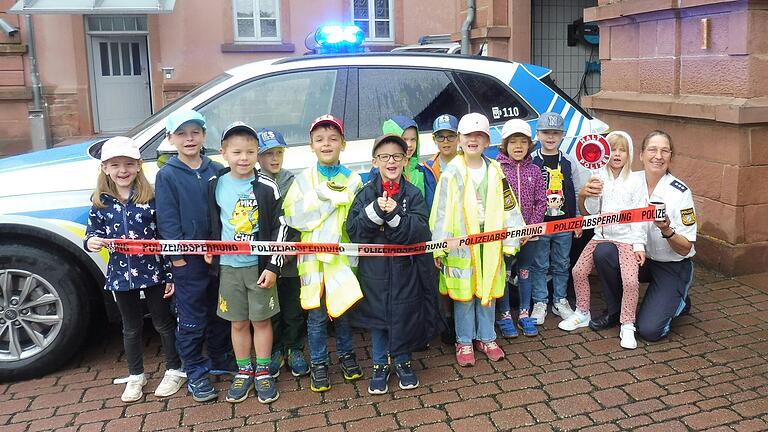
[681,208,696,226]
[670,179,688,193]
[503,184,517,211]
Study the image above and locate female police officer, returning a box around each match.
[580,130,696,341]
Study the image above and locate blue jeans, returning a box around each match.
[454,298,496,344]
[516,241,537,313]
[530,232,572,304]
[370,328,411,365]
[306,301,354,365]
[496,256,515,314]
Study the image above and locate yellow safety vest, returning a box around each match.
[430,155,524,306]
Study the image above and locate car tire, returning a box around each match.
[0,243,91,381]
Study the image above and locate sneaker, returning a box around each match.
[558,309,591,331]
[531,302,548,325]
[187,377,217,403]
[121,374,147,403]
[154,369,187,397]
[473,340,505,362]
[367,364,391,395]
[338,352,363,381]
[254,367,279,403]
[269,350,284,378]
[620,323,637,350]
[518,316,539,336]
[209,354,238,376]
[310,363,331,392]
[287,349,310,377]
[552,298,575,319]
[455,343,475,367]
[225,370,254,403]
[394,361,419,390]
[496,317,519,338]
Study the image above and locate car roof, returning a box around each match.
[392,43,460,50]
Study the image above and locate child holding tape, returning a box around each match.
[561,131,646,349]
[84,136,184,403]
[430,113,525,367]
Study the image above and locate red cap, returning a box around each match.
[310,114,344,136]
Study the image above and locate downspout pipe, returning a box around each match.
[25,14,42,110]
[461,0,475,55]
[25,14,52,150]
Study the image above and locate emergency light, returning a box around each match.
[312,25,364,54]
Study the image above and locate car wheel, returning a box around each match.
[0,243,91,381]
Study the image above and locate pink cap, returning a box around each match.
[501,119,532,140]
[310,114,344,136]
[457,113,490,137]
[99,136,141,161]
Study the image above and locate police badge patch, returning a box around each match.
[681,208,696,226]
[503,188,517,211]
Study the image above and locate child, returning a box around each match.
[430,113,525,367]
[155,110,234,403]
[529,112,578,324]
[84,136,185,403]
[205,122,286,403]
[423,114,459,181]
[495,119,547,337]
[560,131,646,349]
[381,116,437,209]
[256,128,310,378]
[347,134,443,394]
[282,115,364,392]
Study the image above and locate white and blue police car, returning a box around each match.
[0,33,607,379]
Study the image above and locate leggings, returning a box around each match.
[572,239,639,324]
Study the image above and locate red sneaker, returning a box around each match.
[455,343,475,367]
[473,340,505,361]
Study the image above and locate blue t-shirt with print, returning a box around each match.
[216,173,260,267]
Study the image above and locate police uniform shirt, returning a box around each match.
[634,171,697,262]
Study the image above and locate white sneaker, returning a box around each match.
[620,324,637,349]
[552,298,575,319]
[531,302,548,325]
[558,310,591,331]
[154,369,187,397]
[121,374,147,403]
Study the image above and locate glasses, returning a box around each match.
[374,153,406,162]
[434,134,458,143]
[644,147,672,157]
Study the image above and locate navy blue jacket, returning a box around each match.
[155,155,223,260]
[85,194,170,292]
[531,150,577,220]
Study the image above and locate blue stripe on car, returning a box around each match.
[12,206,91,226]
[0,141,98,174]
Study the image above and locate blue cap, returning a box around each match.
[536,112,564,132]
[166,110,206,134]
[257,128,287,154]
[432,114,459,134]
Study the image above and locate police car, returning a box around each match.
[0,37,607,380]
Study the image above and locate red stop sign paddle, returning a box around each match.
[575,134,611,171]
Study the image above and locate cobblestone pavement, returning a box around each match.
[1,267,767,432]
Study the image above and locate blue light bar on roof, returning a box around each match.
[314,25,364,54]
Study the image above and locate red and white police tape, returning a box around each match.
[109,205,663,257]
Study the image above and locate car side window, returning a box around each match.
[198,69,339,151]
[456,72,532,122]
[357,68,468,139]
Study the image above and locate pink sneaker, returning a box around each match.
[455,343,475,367]
[473,340,505,361]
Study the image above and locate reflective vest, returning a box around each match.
[430,155,524,305]
[282,165,363,317]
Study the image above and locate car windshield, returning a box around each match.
[126,72,233,137]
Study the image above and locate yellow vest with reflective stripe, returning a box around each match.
[429,156,524,305]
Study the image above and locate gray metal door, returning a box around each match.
[90,36,151,132]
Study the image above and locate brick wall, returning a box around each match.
[0,7,31,156]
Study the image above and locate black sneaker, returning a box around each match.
[309,362,331,393]
[254,367,279,404]
[367,364,390,395]
[225,370,254,403]
[338,352,363,381]
[394,361,419,390]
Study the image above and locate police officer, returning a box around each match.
[581,130,696,341]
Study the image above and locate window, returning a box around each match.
[234,0,280,41]
[197,70,338,152]
[86,15,148,33]
[357,68,469,139]
[457,72,533,122]
[353,0,393,41]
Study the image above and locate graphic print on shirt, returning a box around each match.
[543,164,565,216]
[230,193,259,241]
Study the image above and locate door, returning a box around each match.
[90,36,152,132]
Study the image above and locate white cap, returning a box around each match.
[501,119,532,140]
[99,136,141,161]
[457,112,490,137]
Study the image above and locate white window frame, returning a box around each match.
[351,0,394,42]
[233,0,281,42]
